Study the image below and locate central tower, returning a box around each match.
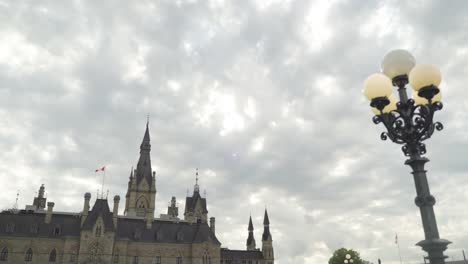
[124,121,157,219]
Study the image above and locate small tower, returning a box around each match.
[184,169,208,223]
[167,196,178,218]
[262,209,274,264]
[124,121,157,219]
[32,184,47,210]
[246,216,256,250]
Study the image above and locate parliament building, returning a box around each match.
[0,123,274,264]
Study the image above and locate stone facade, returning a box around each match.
[0,122,274,264]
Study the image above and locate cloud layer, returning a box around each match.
[1,0,468,263]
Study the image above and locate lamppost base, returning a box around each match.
[416,238,452,264]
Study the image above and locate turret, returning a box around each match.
[246,216,256,250]
[210,217,216,234]
[183,169,208,223]
[32,184,47,210]
[262,209,274,263]
[81,192,91,226]
[168,196,178,218]
[45,202,54,224]
[113,195,120,227]
[124,121,157,218]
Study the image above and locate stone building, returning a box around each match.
[0,122,274,264]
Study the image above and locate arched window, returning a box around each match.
[70,252,76,262]
[25,248,33,262]
[95,226,102,237]
[49,248,57,262]
[0,247,8,261]
[154,255,161,264]
[113,252,119,264]
[132,256,139,264]
[176,256,183,264]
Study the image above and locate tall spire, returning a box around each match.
[248,215,254,231]
[194,168,200,193]
[263,208,270,225]
[262,209,271,241]
[135,121,152,184]
[246,215,256,250]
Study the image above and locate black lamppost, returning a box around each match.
[363,49,451,264]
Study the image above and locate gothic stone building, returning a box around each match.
[0,123,274,264]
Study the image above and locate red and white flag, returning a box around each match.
[95,166,106,172]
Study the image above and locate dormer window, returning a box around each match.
[53,225,61,236]
[134,229,141,240]
[176,231,184,241]
[154,230,162,241]
[5,223,14,233]
[30,223,39,234]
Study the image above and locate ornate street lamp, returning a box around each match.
[344,254,354,264]
[363,49,451,264]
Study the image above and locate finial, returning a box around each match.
[13,190,19,209]
[187,188,189,196]
[146,113,150,126]
[194,168,200,193]
[106,190,109,199]
[204,189,206,198]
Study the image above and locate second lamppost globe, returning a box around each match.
[381,49,416,79]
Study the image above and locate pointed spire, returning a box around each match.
[129,167,134,179]
[262,208,272,241]
[246,215,256,250]
[263,208,270,225]
[194,168,200,193]
[141,120,151,149]
[135,120,153,184]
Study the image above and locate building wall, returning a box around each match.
[0,236,78,263]
[0,235,221,264]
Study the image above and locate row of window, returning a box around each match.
[4,223,61,235]
[0,247,196,264]
[125,255,181,264]
[221,260,259,264]
[0,247,57,262]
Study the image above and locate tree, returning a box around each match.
[328,248,368,264]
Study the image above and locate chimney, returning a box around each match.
[113,195,120,227]
[45,202,54,224]
[210,217,216,234]
[146,213,153,229]
[81,192,91,226]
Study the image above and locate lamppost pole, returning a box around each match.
[363,50,451,264]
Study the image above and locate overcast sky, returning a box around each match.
[1,0,468,263]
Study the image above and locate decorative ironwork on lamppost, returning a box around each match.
[344,254,354,264]
[362,49,451,264]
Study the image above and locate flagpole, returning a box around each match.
[395,233,403,264]
[101,168,105,199]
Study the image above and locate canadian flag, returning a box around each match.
[95,166,106,172]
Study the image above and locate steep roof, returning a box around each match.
[0,210,81,237]
[221,249,264,260]
[115,218,220,244]
[82,199,114,231]
[184,191,208,214]
[0,209,220,245]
